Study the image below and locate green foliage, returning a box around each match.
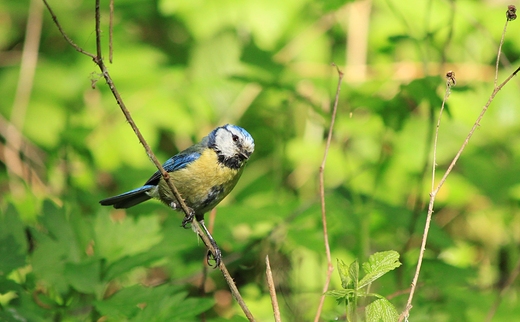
[0,201,214,321]
[1,0,520,320]
[327,251,401,321]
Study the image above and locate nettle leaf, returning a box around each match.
[325,289,356,305]
[94,212,162,263]
[94,284,213,321]
[64,259,100,294]
[31,232,69,294]
[0,234,26,275]
[366,297,399,322]
[0,205,27,274]
[337,259,351,289]
[104,252,165,281]
[132,292,214,322]
[348,259,360,290]
[359,251,401,289]
[94,284,175,318]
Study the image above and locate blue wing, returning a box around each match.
[100,143,204,209]
[144,151,201,186]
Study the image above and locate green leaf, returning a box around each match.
[348,259,360,290]
[337,258,351,289]
[64,259,100,294]
[132,293,214,322]
[359,251,401,289]
[94,284,212,321]
[325,289,355,298]
[366,298,399,322]
[94,284,176,319]
[0,204,27,274]
[104,252,165,281]
[325,289,356,306]
[31,231,69,294]
[94,212,162,263]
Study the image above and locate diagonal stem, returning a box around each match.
[42,1,255,320]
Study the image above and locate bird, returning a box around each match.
[99,124,255,267]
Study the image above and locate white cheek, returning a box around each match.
[215,135,236,157]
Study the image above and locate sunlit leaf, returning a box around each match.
[366,298,399,322]
[359,251,401,289]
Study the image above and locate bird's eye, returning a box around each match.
[232,134,239,142]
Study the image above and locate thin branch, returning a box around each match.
[265,255,282,322]
[109,0,114,63]
[399,8,519,318]
[42,1,255,320]
[494,21,509,88]
[431,71,455,192]
[41,0,95,59]
[399,71,454,321]
[314,64,344,322]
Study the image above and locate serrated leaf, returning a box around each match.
[0,234,26,275]
[349,260,360,290]
[132,293,214,322]
[104,252,165,281]
[94,284,205,320]
[94,284,177,319]
[94,212,162,263]
[337,259,351,289]
[31,233,69,294]
[0,205,27,274]
[359,251,401,289]
[325,289,356,306]
[64,259,100,294]
[325,289,355,298]
[366,298,399,322]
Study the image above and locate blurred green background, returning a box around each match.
[1,0,520,321]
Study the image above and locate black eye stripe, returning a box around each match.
[224,127,240,143]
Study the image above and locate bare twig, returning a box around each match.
[42,0,95,59]
[399,71,455,321]
[400,68,520,322]
[42,1,255,320]
[266,255,282,322]
[109,0,114,63]
[494,21,509,88]
[314,64,344,322]
[399,8,519,318]
[431,71,455,192]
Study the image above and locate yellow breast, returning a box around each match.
[158,149,243,215]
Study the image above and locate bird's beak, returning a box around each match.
[239,150,252,161]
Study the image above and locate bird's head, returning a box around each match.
[209,124,255,169]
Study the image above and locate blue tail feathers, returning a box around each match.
[99,185,156,209]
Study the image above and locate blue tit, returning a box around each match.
[100,124,255,267]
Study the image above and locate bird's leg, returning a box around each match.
[173,202,195,229]
[172,200,221,267]
[198,219,222,268]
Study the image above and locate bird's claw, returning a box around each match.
[206,244,222,268]
[180,208,195,229]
